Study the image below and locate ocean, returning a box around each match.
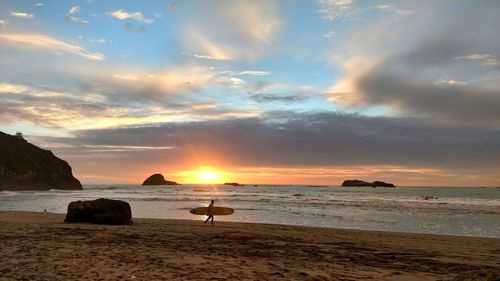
[1,185,499,238]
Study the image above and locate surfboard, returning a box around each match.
[189,207,234,216]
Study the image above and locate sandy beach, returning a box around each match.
[0,211,498,281]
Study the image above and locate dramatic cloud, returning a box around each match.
[0,81,189,129]
[1,1,498,185]
[351,70,500,126]
[10,11,34,19]
[0,33,104,60]
[43,112,500,173]
[108,9,153,24]
[328,2,500,127]
[0,63,246,129]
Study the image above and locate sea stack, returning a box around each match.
[342,180,396,188]
[223,182,244,186]
[142,173,178,185]
[0,131,82,191]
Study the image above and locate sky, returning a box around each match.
[0,0,499,186]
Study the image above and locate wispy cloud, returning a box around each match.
[433,79,468,86]
[69,6,80,14]
[89,37,109,44]
[182,1,280,60]
[0,33,104,60]
[323,30,336,38]
[222,1,281,44]
[123,23,147,33]
[0,19,8,26]
[10,11,34,19]
[250,93,307,103]
[376,4,414,17]
[108,9,153,24]
[169,2,178,10]
[65,16,89,25]
[229,77,245,86]
[317,0,354,21]
[109,65,213,95]
[0,82,28,94]
[236,71,271,76]
[219,70,271,77]
[453,54,499,68]
[187,30,234,60]
[194,54,232,60]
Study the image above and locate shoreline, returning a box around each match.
[1,211,499,280]
[2,209,499,239]
[5,210,500,240]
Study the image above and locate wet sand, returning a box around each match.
[0,211,498,280]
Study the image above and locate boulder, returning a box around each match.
[64,198,132,225]
[0,131,82,191]
[142,173,178,185]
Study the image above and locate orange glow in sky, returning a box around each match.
[175,167,228,184]
[197,170,220,182]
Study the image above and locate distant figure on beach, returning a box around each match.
[204,200,214,225]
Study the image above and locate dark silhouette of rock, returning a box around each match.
[142,173,178,185]
[64,198,132,225]
[342,179,396,187]
[372,181,396,187]
[0,131,82,191]
[342,180,373,187]
[224,182,244,186]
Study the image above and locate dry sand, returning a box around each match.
[0,211,498,280]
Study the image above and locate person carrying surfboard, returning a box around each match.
[204,200,215,225]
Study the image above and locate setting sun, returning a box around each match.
[173,167,228,184]
[197,170,220,182]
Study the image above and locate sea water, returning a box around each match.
[1,185,499,238]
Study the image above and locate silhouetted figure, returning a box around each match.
[204,200,214,225]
